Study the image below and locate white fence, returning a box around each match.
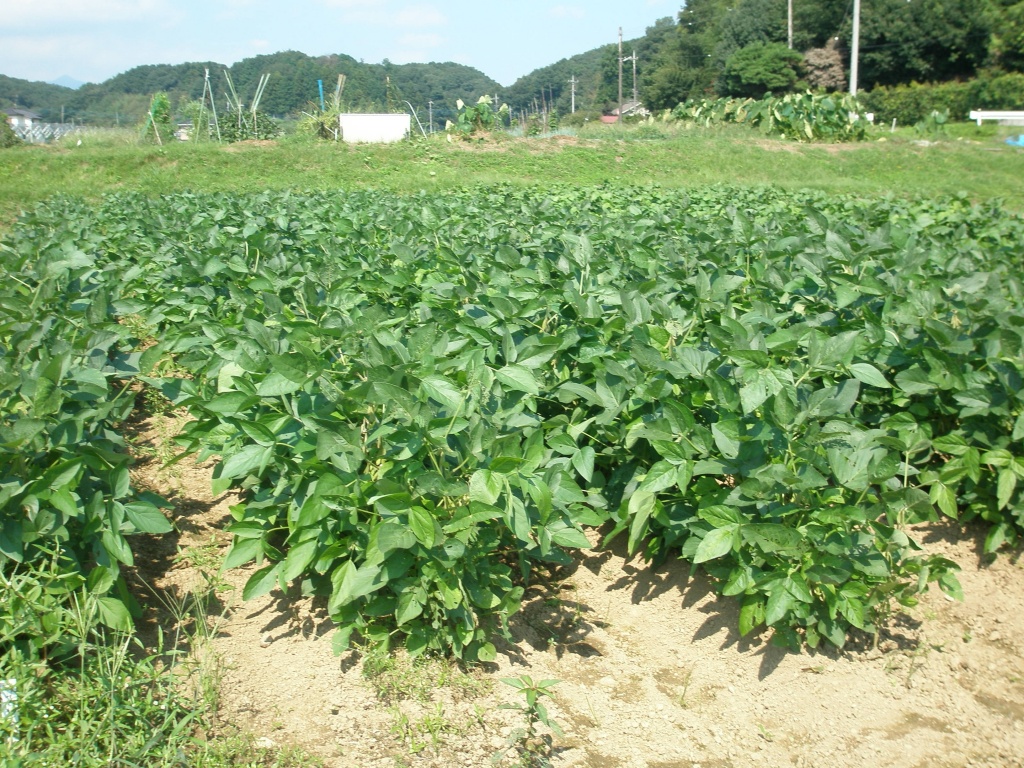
[12,123,81,144]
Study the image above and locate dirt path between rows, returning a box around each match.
[130,413,1024,768]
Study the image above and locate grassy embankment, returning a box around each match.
[1,122,1023,227]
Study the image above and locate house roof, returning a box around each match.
[611,101,646,117]
[5,108,42,119]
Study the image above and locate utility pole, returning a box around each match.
[631,50,638,104]
[569,75,577,113]
[620,48,638,113]
[788,0,793,49]
[617,27,623,123]
[428,100,433,134]
[850,0,860,95]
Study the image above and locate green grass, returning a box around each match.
[0,552,323,768]
[2,122,1023,227]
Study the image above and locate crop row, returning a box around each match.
[2,185,1022,659]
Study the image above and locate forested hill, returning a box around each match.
[502,46,611,116]
[501,19,679,118]
[5,0,1022,127]
[0,51,501,126]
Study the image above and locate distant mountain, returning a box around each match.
[0,51,502,129]
[50,75,85,90]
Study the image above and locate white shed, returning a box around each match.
[5,108,41,129]
[338,113,410,143]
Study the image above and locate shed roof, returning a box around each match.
[5,108,42,120]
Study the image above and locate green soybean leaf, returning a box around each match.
[743,524,803,554]
[96,597,133,632]
[204,391,257,415]
[929,481,959,519]
[549,523,591,549]
[495,364,539,395]
[711,420,740,459]
[281,539,319,583]
[0,519,24,562]
[330,562,385,608]
[765,583,798,626]
[476,642,498,662]
[420,375,463,410]
[408,506,437,548]
[738,596,764,636]
[219,444,272,480]
[444,502,502,533]
[571,447,595,483]
[637,461,678,495]
[256,372,303,396]
[396,590,424,626]
[124,502,172,534]
[849,363,891,388]
[693,526,736,563]
[627,491,656,556]
[332,626,355,655]
[243,563,282,600]
[224,537,261,569]
[376,521,417,556]
[997,469,1017,510]
[469,469,502,505]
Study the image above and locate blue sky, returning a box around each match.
[1,0,679,87]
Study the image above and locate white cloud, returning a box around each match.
[549,5,585,20]
[394,5,445,27]
[4,0,175,28]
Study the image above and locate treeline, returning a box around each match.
[502,0,1024,120]
[0,52,501,129]
[585,0,1024,112]
[5,1,1022,131]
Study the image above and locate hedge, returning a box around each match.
[861,72,1024,125]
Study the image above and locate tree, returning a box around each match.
[715,0,788,68]
[722,42,805,97]
[804,40,847,92]
[990,1,1024,71]
[0,113,21,148]
[853,0,991,87]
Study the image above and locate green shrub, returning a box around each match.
[0,114,21,148]
[446,95,509,136]
[862,72,1024,125]
[219,110,282,142]
[914,109,950,139]
[722,43,806,99]
[141,92,174,144]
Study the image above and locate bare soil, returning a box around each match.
[129,412,1024,768]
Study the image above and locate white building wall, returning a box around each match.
[338,114,410,144]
